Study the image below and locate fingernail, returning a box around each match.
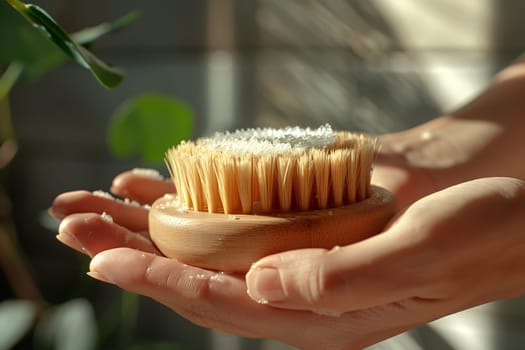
[88,253,117,284]
[56,232,93,257]
[87,271,114,284]
[48,207,60,219]
[246,267,286,304]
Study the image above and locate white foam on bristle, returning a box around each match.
[204,124,337,154]
[131,168,163,179]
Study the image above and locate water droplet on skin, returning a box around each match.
[420,131,433,140]
[210,273,226,282]
[208,273,229,290]
[329,245,341,253]
[312,309,343,318]
[189,273,208,281]
[196,274,207,280]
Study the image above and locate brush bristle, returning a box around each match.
[165,124,378,214]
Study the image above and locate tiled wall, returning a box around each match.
[7,1,525,349]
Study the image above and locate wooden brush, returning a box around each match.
[149,124,396,272]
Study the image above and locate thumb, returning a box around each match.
[246,232,428,314]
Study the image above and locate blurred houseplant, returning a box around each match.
[0,0,192,348]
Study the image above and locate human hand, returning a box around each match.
[245,176,525,348]
[50,168,525,349]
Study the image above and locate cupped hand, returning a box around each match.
[50,170,525,350]
[245,177,525,342]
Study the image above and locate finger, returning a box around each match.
[50,190,149,232]
[245,230,435,314]
[88,249,341,341]
[110,169,175,205]
[88,248,281,338]
[88,249,455,350]
[57,213,160,257]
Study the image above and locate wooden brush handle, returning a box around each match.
[149,186,396,272]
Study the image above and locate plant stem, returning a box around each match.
[0,78,44,306]
[0,97,18,168]
[1,63,22,148]
[0,62,23,102]
[0,226,44,303]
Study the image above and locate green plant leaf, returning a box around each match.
[0,299,37,349]
[108,94,194,163]
[71,11,139,48]
[0,0,66,81]
[35,299,97,350]
[6,0,124,88]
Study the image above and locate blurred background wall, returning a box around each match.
[4,0,525,349]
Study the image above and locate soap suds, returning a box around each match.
[100,212,114,223]
[131,168,164,179]
[93,190,114,199]
[202,124,338,155]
